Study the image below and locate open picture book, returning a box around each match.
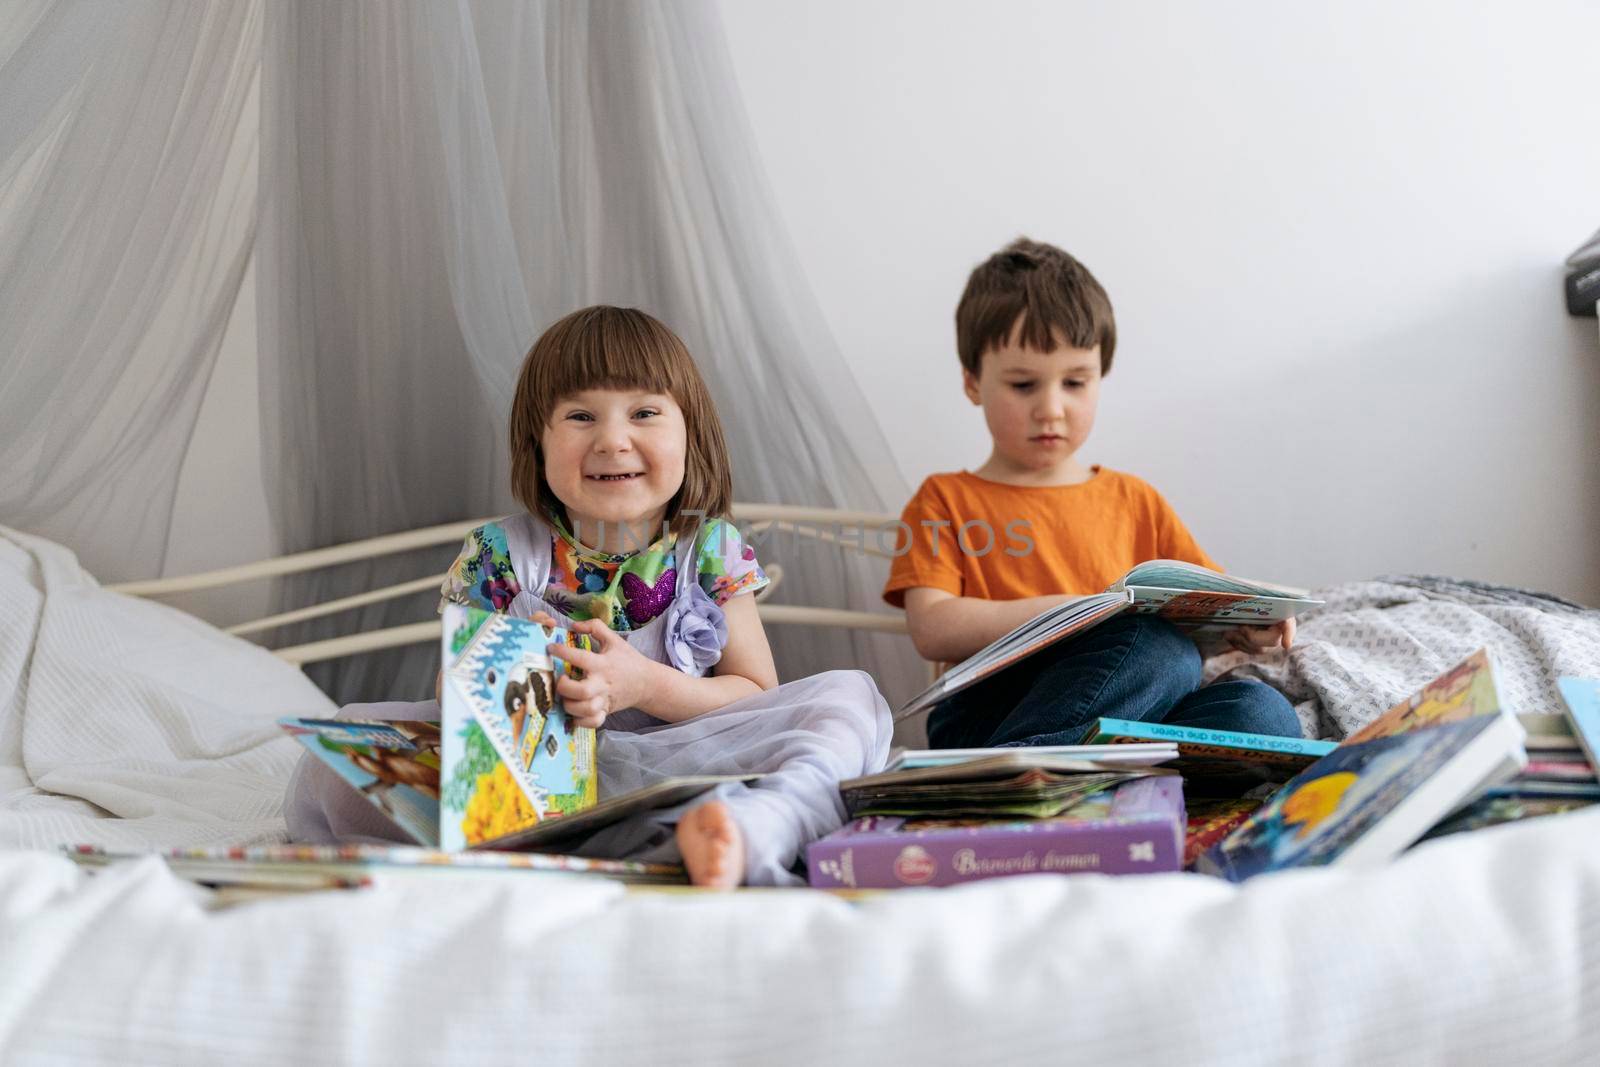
[281,604,754,853]
[897,560,1322,719]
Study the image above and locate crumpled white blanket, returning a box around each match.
[0,527,332,849]
[1205,575,1600,738]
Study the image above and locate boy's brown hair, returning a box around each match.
[955,237,1116,376]
[508,305,733,537]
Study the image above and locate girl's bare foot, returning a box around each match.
[676,801,744,889]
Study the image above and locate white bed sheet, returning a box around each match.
[2,526,1597,1065]
[0,527,331,850]
[1,808,1597,1065]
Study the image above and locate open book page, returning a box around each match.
[279,719,443,847]
[896,591,1133,720]
[1109,560,1322,626]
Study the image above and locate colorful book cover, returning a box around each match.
[1182,797,1264,868]
[1556,676,1600,774]
[439,604,598,850]
[1125,588,1305,624]
[807,776,1185,889]
[1111,561,1321,624]
[279,719,443,846]
[1084,718,1334,796]
[1344,648,1500,745]
[1196,713,1525,882]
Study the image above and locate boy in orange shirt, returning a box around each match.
[885,238,1301,748]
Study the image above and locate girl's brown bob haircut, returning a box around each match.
[508,306,733,538]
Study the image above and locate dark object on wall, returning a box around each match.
[1567,263,1600,317]
[1567,227,1600,317]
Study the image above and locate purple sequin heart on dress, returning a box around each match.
[621,568,676,625]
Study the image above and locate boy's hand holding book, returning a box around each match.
[1221,617,1296,654]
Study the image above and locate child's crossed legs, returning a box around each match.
[926,613,1301,749]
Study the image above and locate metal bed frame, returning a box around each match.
[109,505,912,667]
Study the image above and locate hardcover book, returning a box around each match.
[1556,676,1600,772]
[1196,651,1527,881]
[1343,647,1502,745]
[885,743,1178,772]
[808,776,1185,889]
[1083,718,1335,796]
[897,561,1321,719]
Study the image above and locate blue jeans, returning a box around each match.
[926,614,1301,748]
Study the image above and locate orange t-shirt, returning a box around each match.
[882,467,1221,607]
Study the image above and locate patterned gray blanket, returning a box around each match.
[1202,575,1600,740]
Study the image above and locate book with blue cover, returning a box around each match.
[1083,717,1334,796]
[1556,676,1600,774]
[1196,650,1526,881]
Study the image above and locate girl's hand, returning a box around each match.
[544,617,659,728]
[1222,617,1295,655]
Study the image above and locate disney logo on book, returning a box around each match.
[893,845,938,885]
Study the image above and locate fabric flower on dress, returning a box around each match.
[663,581,727,674]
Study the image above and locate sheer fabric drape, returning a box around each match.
[2,1,922,707]
[260,0,922,706]
[0,1,260,581]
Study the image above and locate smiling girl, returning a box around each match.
[288,306,891,886]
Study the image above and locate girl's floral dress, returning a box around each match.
[439,514,768,631]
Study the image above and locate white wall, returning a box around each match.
[714,0,1600,603]
[171,0,1600,611]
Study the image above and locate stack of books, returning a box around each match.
[807,745,1187,889]
[1196,649,1535,880]
[1420,676,1600,841]
[1079,717,1338,868]
[815,647,1598,889]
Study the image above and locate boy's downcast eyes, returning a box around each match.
[1006,380,1086,393]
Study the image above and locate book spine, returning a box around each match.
[807,816,1181,889]
[1094,718,1334,758]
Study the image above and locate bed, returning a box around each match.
[3,517,1599,1065]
